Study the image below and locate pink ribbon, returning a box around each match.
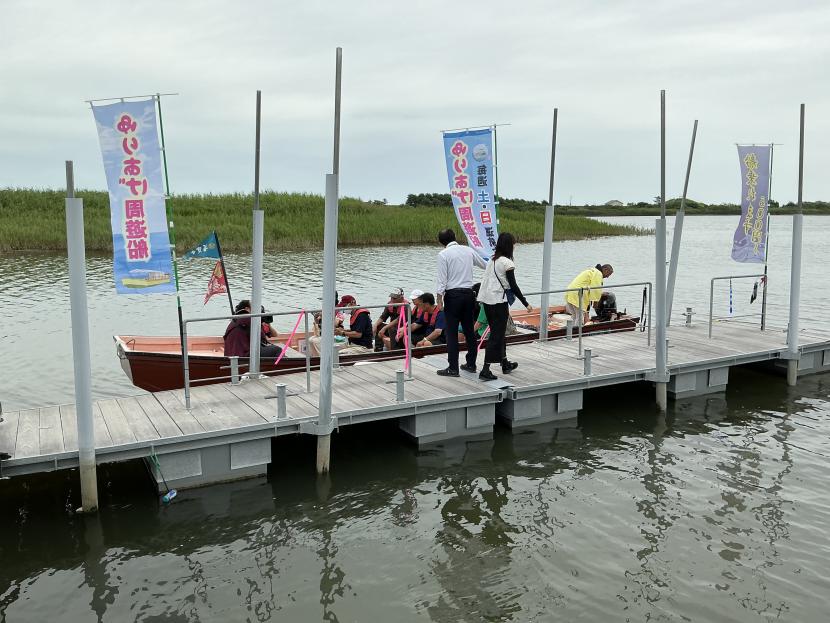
[271,309,305,367]
[396,307,411,372]
[477,326,490,353]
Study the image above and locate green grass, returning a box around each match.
[0,188,645,253]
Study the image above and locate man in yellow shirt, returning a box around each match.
[565,264,614,325]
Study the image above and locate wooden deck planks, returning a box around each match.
[153,391,205,435]
[116,397,161,442]
[98,399,136,446]
[92,402,114,448]
[134,394,184,439]
[15,410,40,458]
[38,406,64,455]
[59,404,78,452]
[0,410,20,457]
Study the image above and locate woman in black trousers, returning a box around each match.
[476,233,532,381]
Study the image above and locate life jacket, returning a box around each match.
[420,306,441,329]
[351,307,370,321]
[386,299,409,319]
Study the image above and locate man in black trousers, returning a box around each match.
[435,229,487,376]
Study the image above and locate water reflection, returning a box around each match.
[1,375,829,620]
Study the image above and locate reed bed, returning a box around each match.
[0,189,645,252]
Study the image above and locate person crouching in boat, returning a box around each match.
[565,263,614,327]
[333,295,374,355]
[411,293,446,347]
[223,299,284,360]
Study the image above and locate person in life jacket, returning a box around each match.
[411,292,446,347]
[334,295,374,354]
[373,288,407,351]
[223,299,283,359]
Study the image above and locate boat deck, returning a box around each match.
[2,321,829,482]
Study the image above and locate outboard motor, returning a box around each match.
[595,292,617,322]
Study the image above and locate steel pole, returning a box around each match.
[540,108,558,342]
[787,105,805,386]
[65,162,98,513]
[249,90,264,376]
[666,119,698,324]
[317,173,339,473]
[761,144,774,331]
[655,218,668,411]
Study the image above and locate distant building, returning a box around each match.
[604,200,624,207]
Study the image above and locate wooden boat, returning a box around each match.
[115,306,639,392]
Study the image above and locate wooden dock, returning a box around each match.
[2,321,829,489]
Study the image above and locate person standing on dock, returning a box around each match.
[435,228,487,376]
[476,233,533,381]
[565,264,614,326]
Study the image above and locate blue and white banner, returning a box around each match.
[731,145,771,263]
[442,128,498,259]
[92,99,175,294]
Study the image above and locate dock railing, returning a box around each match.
[523,280,653,356]
[181,302,413,410]
[708,274,767,338]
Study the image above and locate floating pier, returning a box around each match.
[2,321,829,491]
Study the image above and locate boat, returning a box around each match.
[115,306,640,392]
[121,269,172,289]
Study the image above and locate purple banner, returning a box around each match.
[731,145,771,263]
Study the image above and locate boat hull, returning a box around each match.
[117,315,639,392]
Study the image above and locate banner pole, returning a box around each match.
[492,123,500,225]
[213,230,235,315]
[155,94,187,390]
[666,119,698,325]
[539,109,558,342]
[760,143,774,331]
[655,90,668,411]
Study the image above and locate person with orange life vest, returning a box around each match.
[373,288,407,351]
[334,295,374,354]
[411,292,447,347]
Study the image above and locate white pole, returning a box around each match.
[787,104,805,386]
[317,47,342,474]
[539,108,558,342]
[249,90,264,376]
[65,161,98,512]
[666,119,698,324]
[655,90,668,411]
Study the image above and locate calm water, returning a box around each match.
[1,216,829,621]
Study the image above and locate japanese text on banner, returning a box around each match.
[731,145,771,264]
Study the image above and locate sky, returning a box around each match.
[1,0,828,205]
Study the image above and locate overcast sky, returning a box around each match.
[1,0,828,205]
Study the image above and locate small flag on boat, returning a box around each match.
[750,280,759,304]
[204,261,228,304]
[183,231,221,260]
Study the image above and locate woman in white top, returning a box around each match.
[476,233,533,381]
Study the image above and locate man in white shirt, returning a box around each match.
[435,228,487,376]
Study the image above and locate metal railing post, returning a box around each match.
[395,369,405,402]
[565,318,573,341]
[647,283,652,346]
[230,356,240,384]
[708,278,715,338]
[583,348,592,376]
[182,320,191,410]
[685,307,693,326]
[276,383,287,419]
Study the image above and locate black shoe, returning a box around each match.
[479,369,498,381]
[501,360,519,374]
[460,363,477,373]
[437,367,460,377]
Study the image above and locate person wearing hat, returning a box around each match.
[334,295,374,354]
[565,264,614,326]
[373,288,407,351]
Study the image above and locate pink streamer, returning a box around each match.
[271,309,305,367]
[396,307,411,372]
[477,326,491,353]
